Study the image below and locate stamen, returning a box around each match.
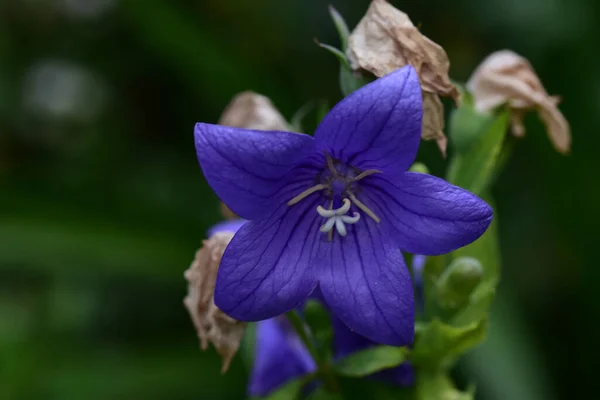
[287,184,327,206]
[316,205,336,218]
[350,169,382,182]
[317,198,361,240]
[336,198,351,215]
[325,153,339,177]
[335,218,347,236]
[340,212,360,224]
[349,193,380,223]
[320,217,336,233]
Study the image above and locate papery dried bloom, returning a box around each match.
[183,220,247,372]
[347,0,459,155]
[421,92,447,155]
[218,91,289,131]
[194,66,492,346]
[467,50,571,154]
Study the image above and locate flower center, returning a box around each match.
[287,153,381,240]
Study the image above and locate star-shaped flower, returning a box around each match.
[194,66,492,346]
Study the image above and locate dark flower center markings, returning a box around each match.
[287,153,381,240]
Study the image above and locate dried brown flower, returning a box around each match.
[218,91,289,132]
[347,0,459,156]
[467,50,571,154]
[183,231,247,373]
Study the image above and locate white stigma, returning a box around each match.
[317,198,360,238]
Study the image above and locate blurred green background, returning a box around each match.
[0,0,596,399]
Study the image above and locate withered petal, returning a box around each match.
[218,91,289,131]
[467,50,571,154]
[348,0,458,100]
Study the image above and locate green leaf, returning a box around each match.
[416,371,474,400]
[339,65,369,97]
[290,101,315,133]
[328,6,351,51]
[303,300,333,360]
[315,40,369,97]
[316,100,330,125]
[462,291,554,400]
[316,42,350,69]
[334,346,408,377]
[262,377,305,400]
[411,318,487,368]
[447,109,510,195]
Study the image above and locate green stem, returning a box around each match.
[286,311,340,393]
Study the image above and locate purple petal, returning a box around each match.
[332,317,415,387]
[314,66,422,175]
[194,123,316,220]
[363,172,493,255]
[213,184,322,321]
[411,254,426,288]
[248,318,316,397]
[378,362,415,387]
[411,254,427,313]
[207,219,246,236]
[331,316,374,359]
[317,217,415,346]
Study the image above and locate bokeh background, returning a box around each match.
[1,0,597,399]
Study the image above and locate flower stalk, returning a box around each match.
[286,310,341,394]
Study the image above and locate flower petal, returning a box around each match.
[206,219,246,236]
[331,315,374,359]
[314,66,422,174]
[363,172,493,255]
[248,318,316,397]
[213,185,322,321]
[195,123,316,219]
[317,217,415,346]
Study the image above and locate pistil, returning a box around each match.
[286,154,383,236]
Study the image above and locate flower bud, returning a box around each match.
[183,231,247,373]
[409,162,430,174]
[347,0,459,156]
[435,257,483,310]
[466,50,571,154]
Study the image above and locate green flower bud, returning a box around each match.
[409,162,429,174]
[448,93,493,153]
[436,257,483,310]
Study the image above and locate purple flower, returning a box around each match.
[411,255,427,313]
[207,219,246,237]
[249,317,316,397]
[194,66,492,346]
